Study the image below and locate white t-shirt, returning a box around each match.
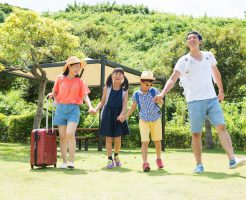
[174,51,217,102]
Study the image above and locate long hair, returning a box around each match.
[105,68,129,91]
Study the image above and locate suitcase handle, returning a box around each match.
[46,98,54,133]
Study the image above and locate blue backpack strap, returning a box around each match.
[149,87,156,98]
[150,87,160,108]
[134,90,141,110]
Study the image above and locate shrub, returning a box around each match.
[0,113,8,141]
[8,112,35,143]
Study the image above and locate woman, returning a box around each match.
[48,56,94,169]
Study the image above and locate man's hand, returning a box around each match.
[153,94,164,103]
[218,91,224,101]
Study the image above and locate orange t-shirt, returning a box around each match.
[53,76,90,105]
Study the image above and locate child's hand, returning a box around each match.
[88,107,97,115]
[154,98,163,105]
[117,114,126,123]
[153,94,163,103]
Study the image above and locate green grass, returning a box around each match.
[0,143,246,200]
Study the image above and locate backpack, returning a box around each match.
[134,87,159,111]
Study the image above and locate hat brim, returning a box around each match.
[140,77,156,81]
[63,60,86,72]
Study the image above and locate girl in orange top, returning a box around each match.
[48,56,94,169]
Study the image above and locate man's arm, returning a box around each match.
[212,65,224,101]
[154,70,180,101]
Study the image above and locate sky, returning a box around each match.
[0,0,245,19]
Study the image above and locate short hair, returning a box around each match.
[186,31,202,41]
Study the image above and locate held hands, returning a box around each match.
[117,114,126,123]
[88,107,97,115]
[153,94,164,104]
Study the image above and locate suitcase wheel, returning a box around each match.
[54,164,56,168]
[42,164,47,169]
[31,164,34,170]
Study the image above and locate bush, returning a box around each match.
[0,90,36,115]
[8,112,35,143]
[0,113,8,141]
[165,127,191,148]
[123,124,141,148]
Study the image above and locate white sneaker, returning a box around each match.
[67,162,74,169]
[59,163,67,169]
[229,157,246,169]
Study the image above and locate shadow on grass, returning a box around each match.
[168,148,246,155]
[136,169,246,180]
[99,166,132,173]
[198,172,246,179]
[137,169,185,177]
[29,167,88,175]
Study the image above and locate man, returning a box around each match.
[154,31,246,173]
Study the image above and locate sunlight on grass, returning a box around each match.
[0,143,245,200]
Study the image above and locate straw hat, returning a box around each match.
[140,71,156,80]
[63,56,86,72]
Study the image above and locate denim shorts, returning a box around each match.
[187,97,225,133]
[54,104,80,126]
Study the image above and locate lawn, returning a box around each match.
[0,143,245,200]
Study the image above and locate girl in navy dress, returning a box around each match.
[94,68,130,168]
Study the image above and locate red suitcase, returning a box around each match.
[30,100,57,169]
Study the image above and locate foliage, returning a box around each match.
[0,113,8,141]
[0,9,81,67]
[8,112,35,143]
[0,90,36,115]
[65,2,153,15]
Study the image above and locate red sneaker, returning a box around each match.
[156,159,164,169]
[142,162,150,172]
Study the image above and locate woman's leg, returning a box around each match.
[58,125,67,164]
[66,122,78,163]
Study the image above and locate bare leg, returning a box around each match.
[106,137,113,157]
[141,141,149,163]
[216,124,234,160]
[154,141,162,159]
[114,136,121,154]
[192,133,202,164]
[66,122,78,163]
[58,125,67,163]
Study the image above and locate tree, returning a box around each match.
[0,9,82,128]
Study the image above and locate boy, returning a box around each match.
[124,71,164,172]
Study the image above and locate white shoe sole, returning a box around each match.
[230,159,246,169]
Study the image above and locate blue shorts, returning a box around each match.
[54,104,80,126]
[187,97,225,133]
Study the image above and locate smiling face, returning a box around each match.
[186,33,202,51]
[68,62,81,76]
[112,71,124,84]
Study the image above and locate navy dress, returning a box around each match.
[99,88,130,137]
